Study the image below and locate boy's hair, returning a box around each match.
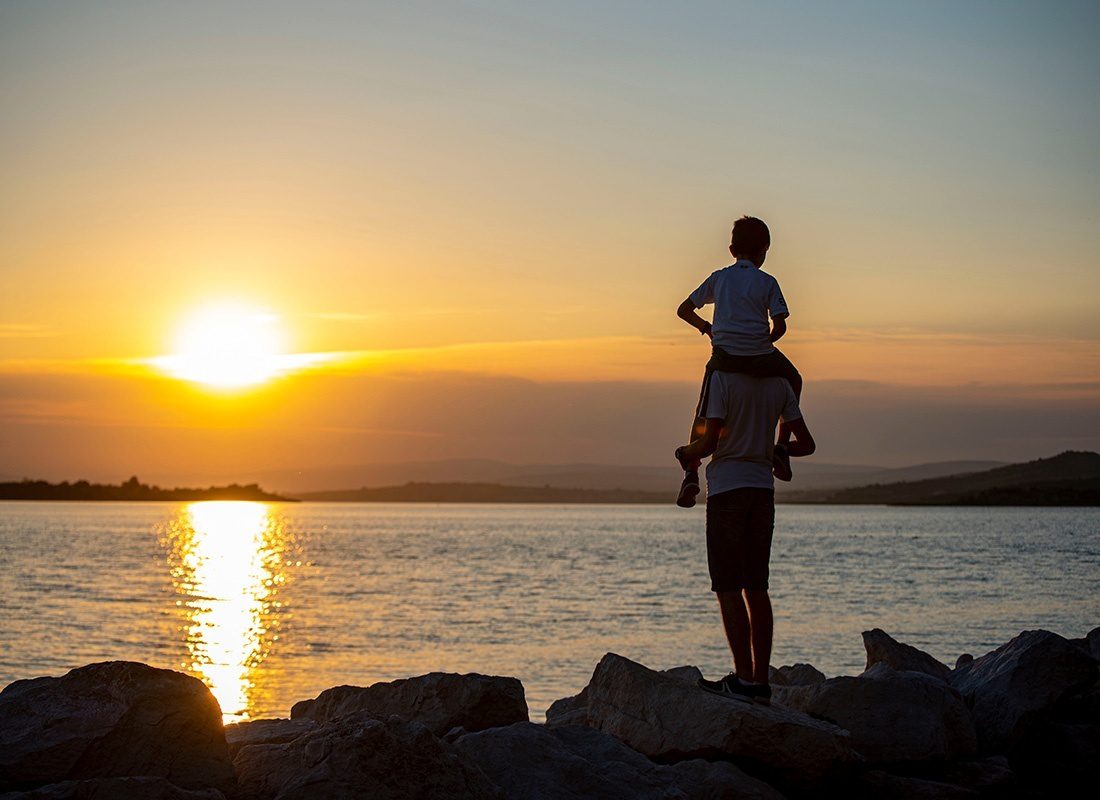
[730,216,770,255]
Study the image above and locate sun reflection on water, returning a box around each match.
[161,501,297,723]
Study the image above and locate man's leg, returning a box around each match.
[743,588,773,684]
[716,590,753,680]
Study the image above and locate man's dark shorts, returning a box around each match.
[705,487,775,592]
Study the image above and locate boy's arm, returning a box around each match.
[677,298,712,338]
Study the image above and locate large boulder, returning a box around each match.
[0,662,234,795]
[544,665,700,730]
[576,653,857,787]
[290,672,527,735]
[0,777,224,799]
[234,712,501,800]
[774,663,976,764]
[938,756,1017,795]
[857,771,978,799]
[767,664,825,687]
[452,722,784,800]
[1087,626,1100,662]
[949,630,1098,753]
[544,690,588,728]
[223,719,318,759]
[863,629,952,682]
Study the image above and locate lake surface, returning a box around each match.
[1,502,1097,722]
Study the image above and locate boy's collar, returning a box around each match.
[733,258,759,269]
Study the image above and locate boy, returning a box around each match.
[674,216,803,508]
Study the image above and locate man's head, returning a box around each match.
[729,216,770,266]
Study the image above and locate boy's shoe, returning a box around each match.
[676,471,700,508]
[698,673,772,705]
[772,443,793,482]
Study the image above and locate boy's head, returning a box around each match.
[729,216,770,266]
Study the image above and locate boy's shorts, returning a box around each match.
[693,347,801,421]
[705,487,775,591]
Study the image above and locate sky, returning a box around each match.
[1,0,1098,482]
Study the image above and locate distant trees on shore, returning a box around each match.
[0,475,293,502]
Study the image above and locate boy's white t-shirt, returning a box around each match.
[689,260,789,356]
[703,372,802,495]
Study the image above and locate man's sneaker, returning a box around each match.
[676,471,700,508]
[698,673,772,705]
[772,443,793,482]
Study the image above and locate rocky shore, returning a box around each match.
[1,627,1097,799]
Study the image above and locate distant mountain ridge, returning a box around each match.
[297,483,669,504]
[253,457,1005,496]
[818,451,1100,506]
[292,453,1097,506]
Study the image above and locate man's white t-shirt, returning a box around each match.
[704,372,801,495]
[689,260,789,356]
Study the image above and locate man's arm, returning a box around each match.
[769,315,787,343]
[678,418,722,468]
[677,298,712,338]
[783,415,815,457]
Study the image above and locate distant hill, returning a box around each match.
[818,452,1100,506]
[249,457,1004,496]
[296,482,669,504]
[0,476,295,502]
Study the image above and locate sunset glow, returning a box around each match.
[156,304,290,389]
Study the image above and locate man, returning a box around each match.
[675,370,815,704]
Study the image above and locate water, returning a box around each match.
[0,501,1097,723]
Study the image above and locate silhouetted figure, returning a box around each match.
[675,371,815,703]
[675,216,803,507]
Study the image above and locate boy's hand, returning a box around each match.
[699,321,712,339]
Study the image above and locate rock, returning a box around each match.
[661,665,704,684]
[939,756,1017,795]
[0,777,224,799]
[234,712,501,800]
[768,663,826,687]
[544,688,588,729]
[576,653,857,788]
[223,719,318,759]
[452,722,784,800]
[1088,626,1100,661]
[775,663,975,763]
[863,629,951,682]
[955,654,974,670]
[858,771,978,799]
[290,672,527,735]
[949,630,1098,754]
[1016,721,1100,790]
[0,662,234,795]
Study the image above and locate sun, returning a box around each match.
[157,303,289,389]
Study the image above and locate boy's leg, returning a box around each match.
[677,362,714,508]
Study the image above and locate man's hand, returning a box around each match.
[675,446,702,472]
